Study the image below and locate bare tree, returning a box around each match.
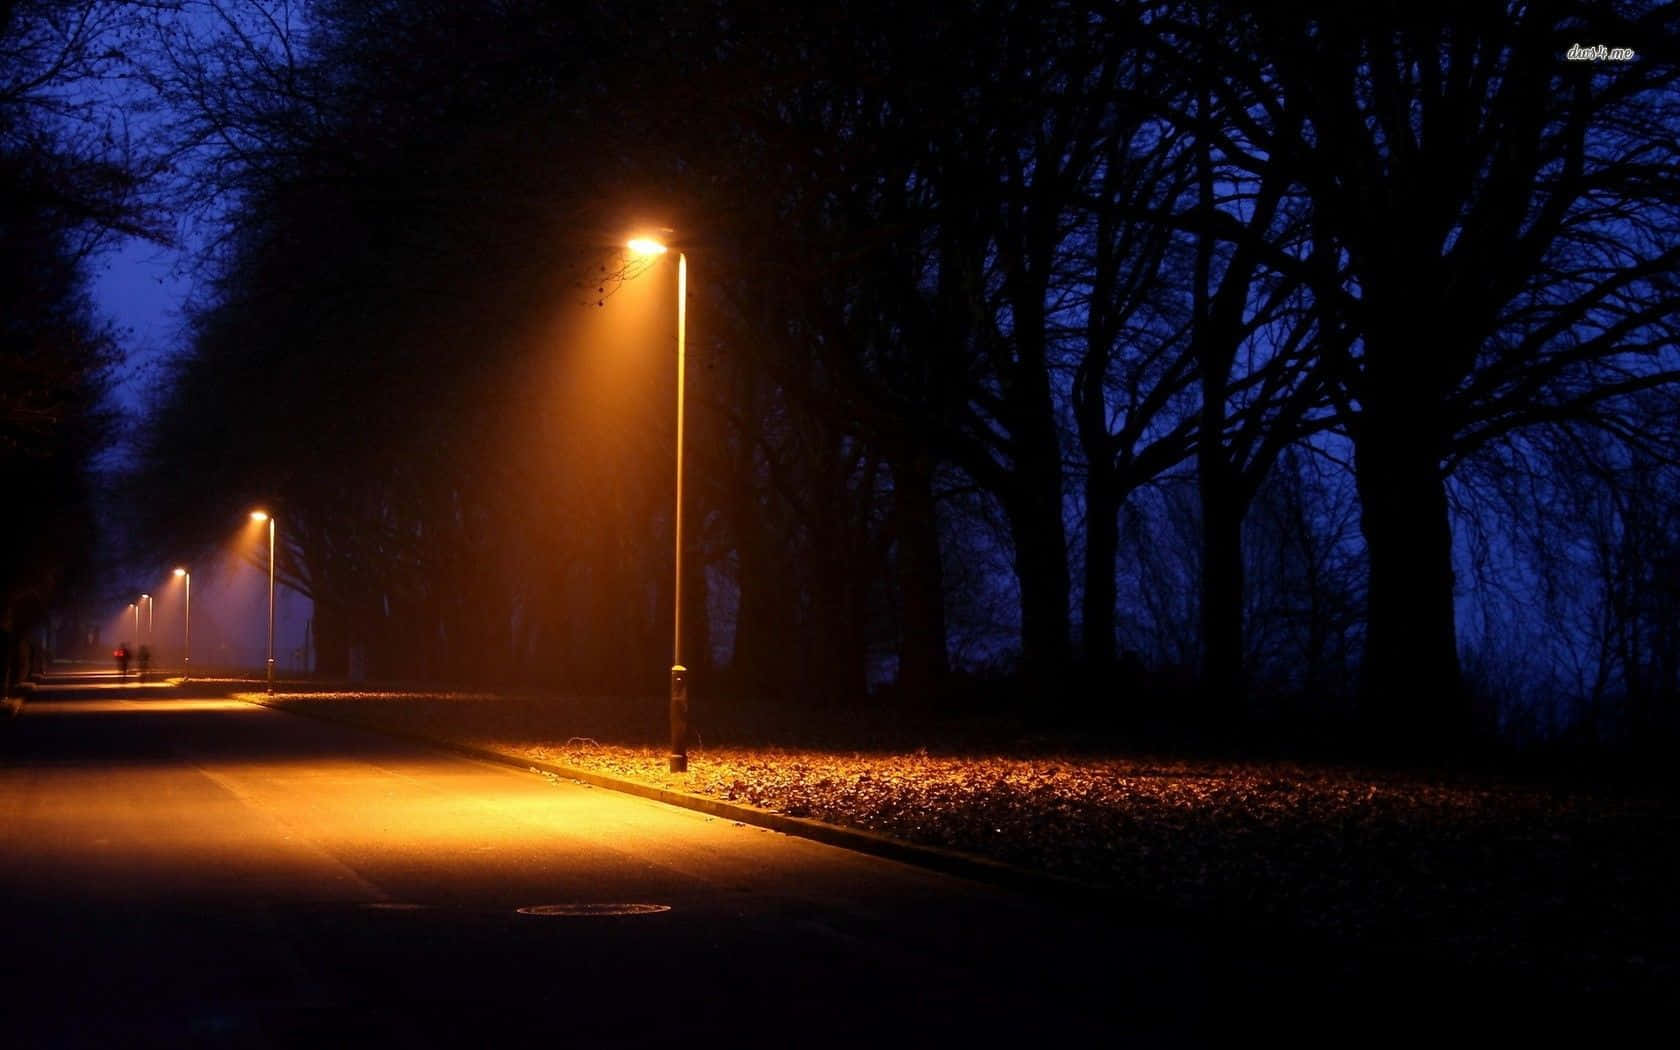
[1230,0,1680,746]
[1,0,161,688]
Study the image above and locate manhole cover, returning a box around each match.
[517,903,672,917]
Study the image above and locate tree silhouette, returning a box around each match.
[1,0,155,686]
[1223,0,1680,745]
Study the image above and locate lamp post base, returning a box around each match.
[669,664,689,773]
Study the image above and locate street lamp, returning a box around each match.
[628,234,690,773]
[130,602,139,643]
[251,511,275,694]
[141,594,153,645]
[174,568,190,678]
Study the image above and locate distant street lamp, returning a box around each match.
[174,568,191,678]
[251,511,276,694]
[628,234,690,773]
[141,593,153,645]
[130,602,139,642]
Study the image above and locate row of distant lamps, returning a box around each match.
[129,510,275,694]
[133,235,684,760]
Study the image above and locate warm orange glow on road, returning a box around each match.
[6,695,879,895]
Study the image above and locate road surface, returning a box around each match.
[2,673,1254,1047]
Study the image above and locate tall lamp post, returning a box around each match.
[628,235,690,773]
[251,511,275,694]
[129,602,138,647]
[173,568,190,678]
[142,594,153,645]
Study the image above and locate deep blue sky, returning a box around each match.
[93,234,193,413]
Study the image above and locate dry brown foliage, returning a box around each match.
[256,690,1678,992]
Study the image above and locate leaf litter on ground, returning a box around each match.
[248,688,1678,992]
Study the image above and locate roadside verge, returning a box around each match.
[243,694,1116,905]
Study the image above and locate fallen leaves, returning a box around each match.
[261,689,1678,989]
[517,738,1677,987]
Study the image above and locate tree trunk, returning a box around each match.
[891,448,948,703]
[1191,72,1245,728]
[1003,471,1072,696]
[801,555,860,705]
[1000,272,1073,698]
[1199,450,1246,724]
[730,494,797,699]
[805,498,871,706]
[1354,380,1464,748]
[312,599,349,678]
[1082,465,1118,673]
[0,623,13,696]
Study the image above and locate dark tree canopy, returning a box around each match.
[107,0,1680,756]
[1,0,155,689]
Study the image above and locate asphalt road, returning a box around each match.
[1,674,1270,1048]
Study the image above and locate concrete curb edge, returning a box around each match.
[245,695,1116,904]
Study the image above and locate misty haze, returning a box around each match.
[2,1,1675,1044]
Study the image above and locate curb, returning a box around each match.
[244,695,1117,905]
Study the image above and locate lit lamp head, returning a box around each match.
[250,511,270,523]
[173,568,187,578]
[627,237,669,257]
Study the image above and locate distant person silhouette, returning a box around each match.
[137,645,151,682]
[115,644,130,678]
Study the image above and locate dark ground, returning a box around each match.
[218,680,1680,1015]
